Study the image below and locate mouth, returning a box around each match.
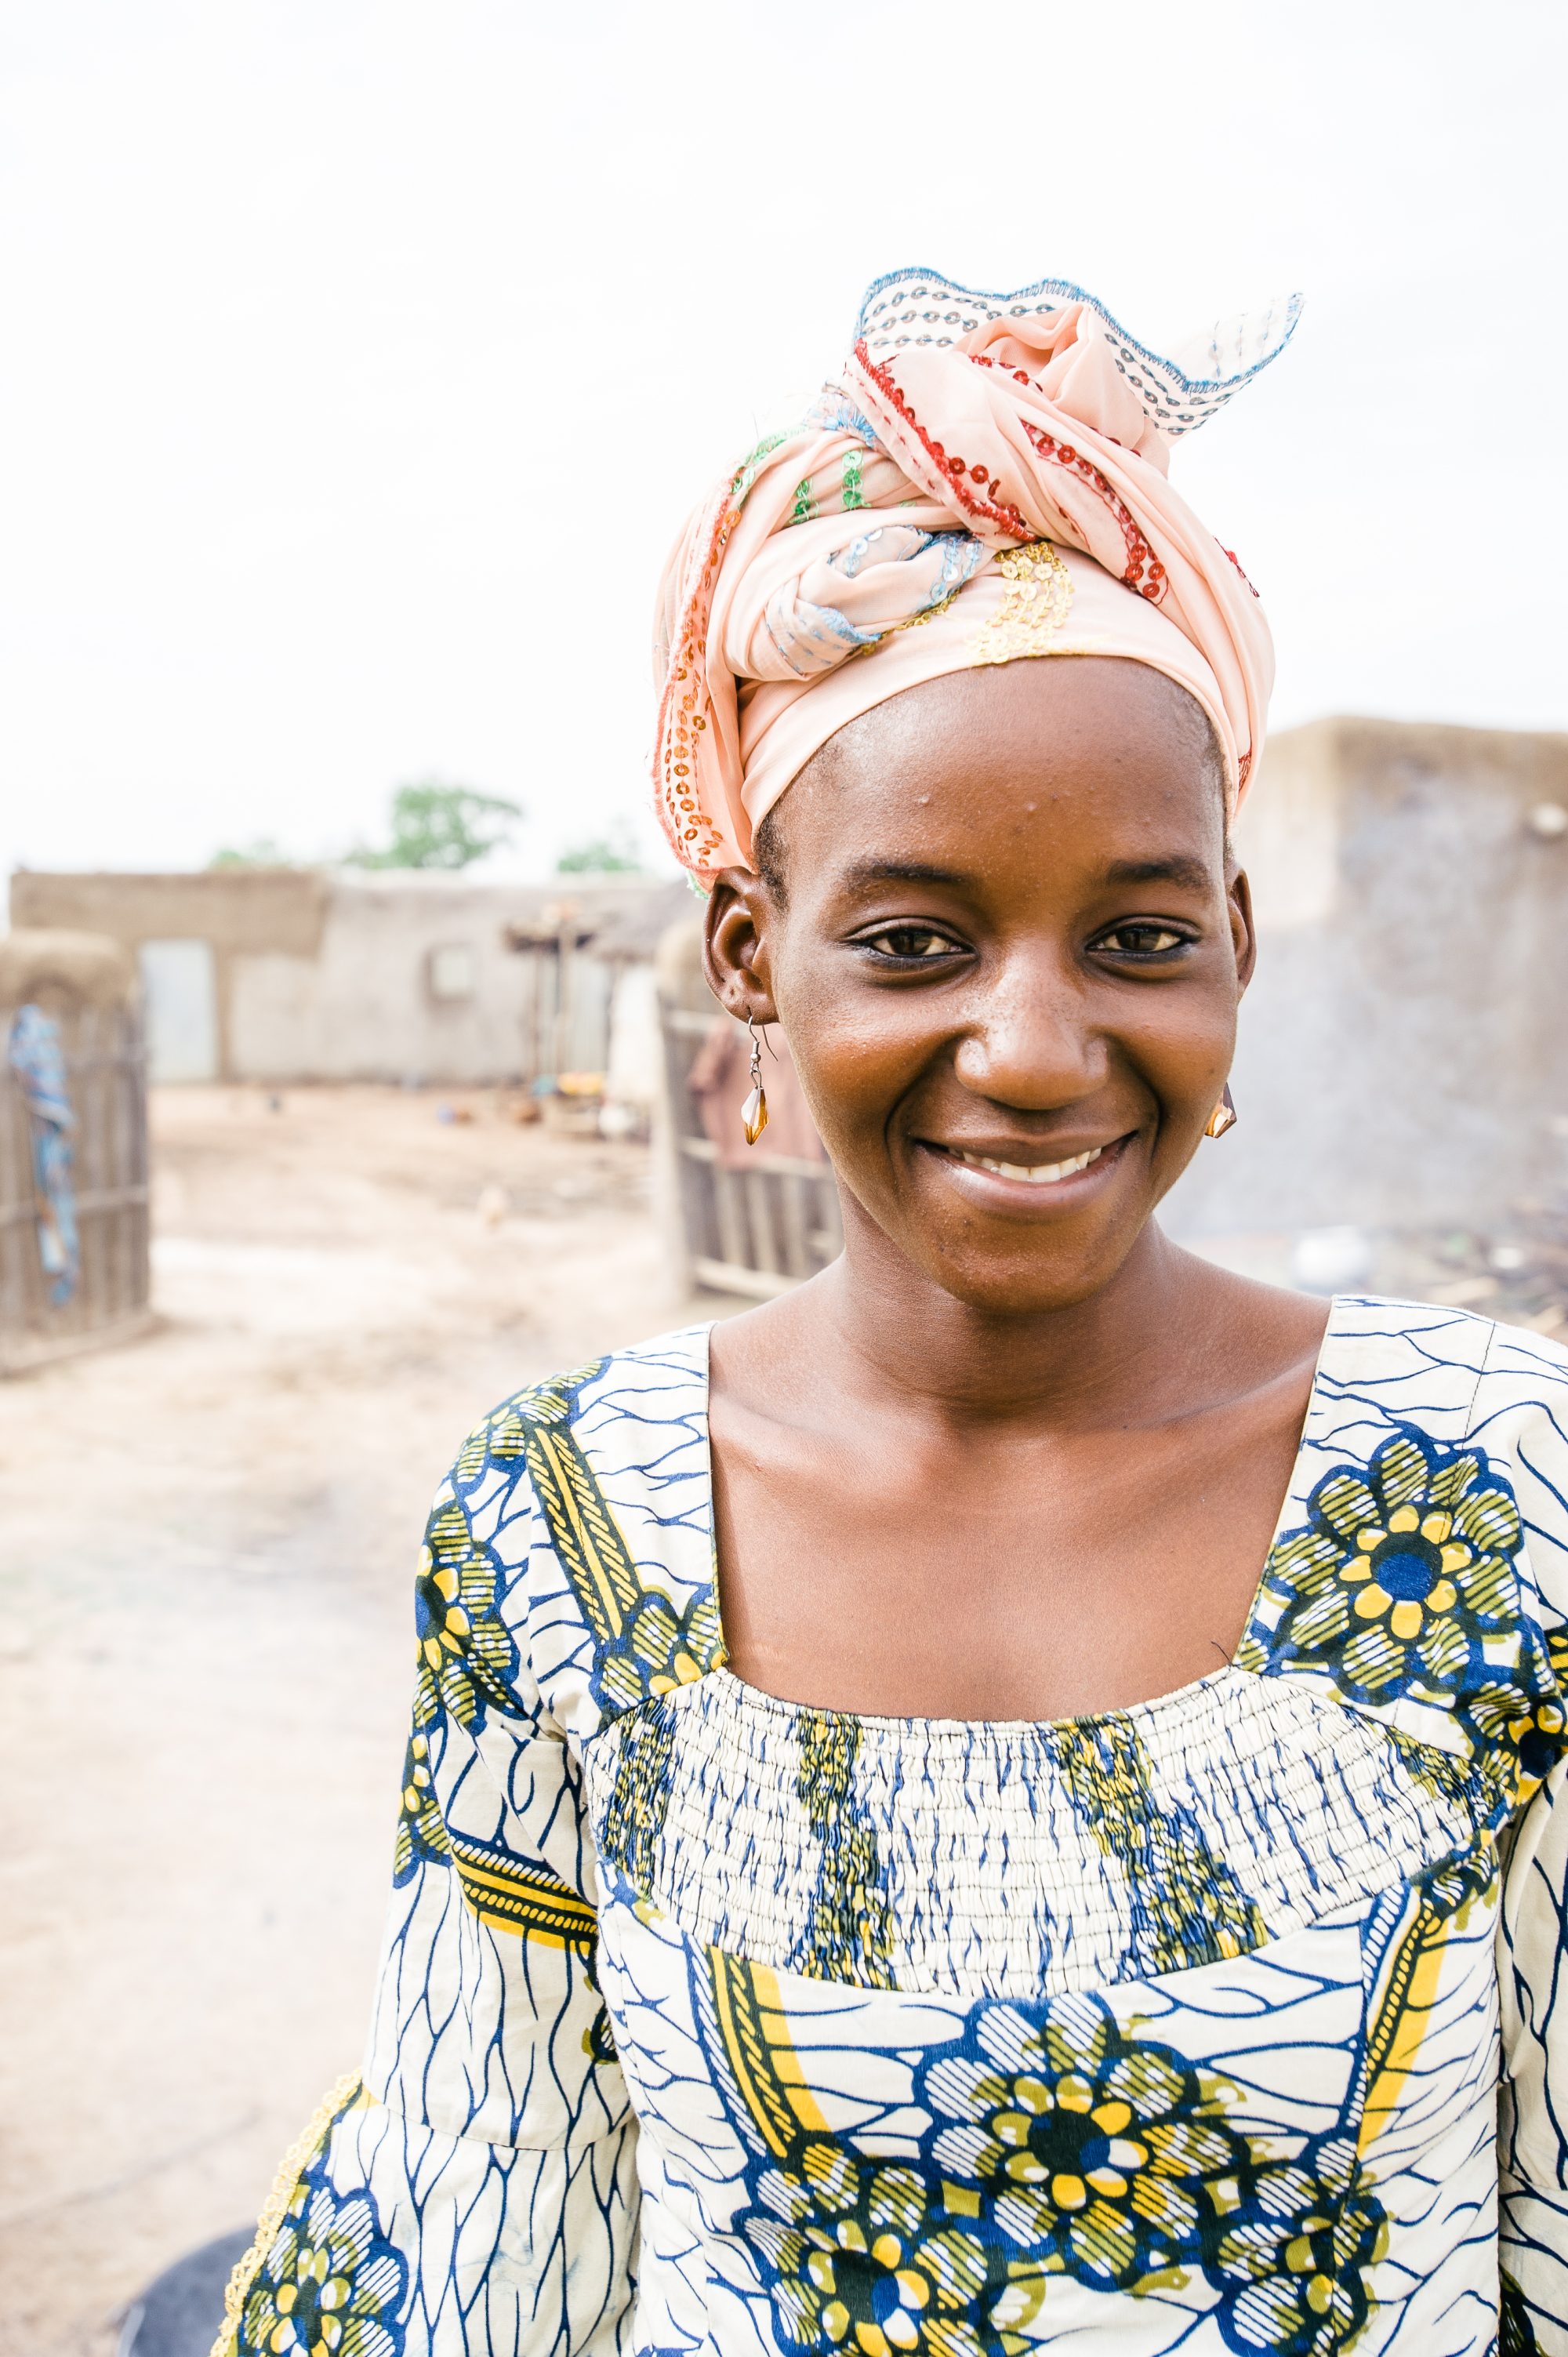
[939,1142,1108,1186]
[919,1131,1133,1211]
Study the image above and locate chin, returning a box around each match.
[839,1164,1163,1313]
[916,1237,1135,1317]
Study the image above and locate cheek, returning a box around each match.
[1116,979,1237,1097]
[777,981,936,1143]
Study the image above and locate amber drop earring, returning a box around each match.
[1205,1084,1238,1140]
[742,1012,769,1146]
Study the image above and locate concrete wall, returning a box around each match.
[7,868,668,1084]
[9,868,328,1080]
[227,874,556,1084]
[1163,717,1568,1239]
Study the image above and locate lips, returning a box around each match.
[940,1142,1107,1187]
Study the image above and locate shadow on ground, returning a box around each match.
[117,2232,249,2357]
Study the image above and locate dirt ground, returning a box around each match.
[5,1088,1566,2357]
[0,1085,707,2357]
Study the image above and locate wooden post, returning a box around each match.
[657,998,844,1302]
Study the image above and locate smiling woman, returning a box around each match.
[223,274,1568,2356]
[710,657,1246,1359]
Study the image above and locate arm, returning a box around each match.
[1496,1332,1568,2351]
[215,1439,638,2357]
[1499,1756,1568,2352]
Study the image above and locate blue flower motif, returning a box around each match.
[919,1992,1250,2292]
[1242,1430,1522,1718]
[1210,2134,1385,2356]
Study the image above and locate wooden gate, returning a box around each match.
[1,936,151,1375]
[661,1006,843,1298]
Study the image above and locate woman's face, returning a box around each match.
[705,656,1255,1316]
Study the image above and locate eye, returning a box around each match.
[1094,922,1193,959]
[855,924,966,962]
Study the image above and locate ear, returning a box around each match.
[1226,861,1258,993]
[702,868,782,1024]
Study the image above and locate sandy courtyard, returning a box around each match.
[5,1084,1565,2356]
[0,1085,707,2356]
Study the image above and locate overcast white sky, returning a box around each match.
[2,0,1564,889]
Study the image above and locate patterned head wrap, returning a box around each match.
[652,269,1300,878]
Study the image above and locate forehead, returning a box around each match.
[773,656,1227,884]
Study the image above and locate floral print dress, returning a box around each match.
[216,1298,1568,2357]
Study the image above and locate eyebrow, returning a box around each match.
[838,853,1217,895]
[838,858,970,892]
[1102,855,1215,892]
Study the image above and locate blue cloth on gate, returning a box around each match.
[8,1003,78,1304]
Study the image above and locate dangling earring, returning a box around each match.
[742,1012,769,1146]
[1205,1084,1238,1140]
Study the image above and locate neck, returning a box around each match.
[811,1203,1207,1436]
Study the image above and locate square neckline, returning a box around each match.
[691,1292,1348,1737]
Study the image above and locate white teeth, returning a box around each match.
[949,1145,1105,1185]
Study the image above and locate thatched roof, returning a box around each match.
[579,879,694,961]
[0,929,137,1009]
[503,878,694,962]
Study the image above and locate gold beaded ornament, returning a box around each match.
[742,1012,768,1146]
[969,539,1074,663]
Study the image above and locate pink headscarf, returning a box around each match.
[653,270,1300,878]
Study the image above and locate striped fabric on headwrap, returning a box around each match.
[652,268,1300,879]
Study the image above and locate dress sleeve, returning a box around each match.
[1497,1340,1568,2352]
[212,1429,639,2357]
[1500,1758,1568,2350]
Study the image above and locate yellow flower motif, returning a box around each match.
[1342,1503,1469,1643]
[1468,1679,1568,1803]
[417,1553,470,1667]
[1211,2133,1385,2356]
[601,1589,725,1712]
[391,1730,448,1887]
[238,2168,405,2357]
[989,2073,1149,2211]
[412,1503,520,1732]
[924,1992,1250,2290]
[1245,1431,1523,1714]
[747,2145,994,2357]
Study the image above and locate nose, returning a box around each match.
[949,951,1109,1110]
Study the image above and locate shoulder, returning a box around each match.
[424,1325,720,1739]
[1461,1308,1568,1631]
[1245,1296,1568,1785]
[1316,1291,1568,1615]
[1313,1291,1568,1497]
[446,1324,713,1493]
[1316,1293,1567,1427]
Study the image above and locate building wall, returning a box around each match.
[9,868,328,1081]
[226,877,537,1083]
[7,868,659,1084]
[1163,716,1568,1238]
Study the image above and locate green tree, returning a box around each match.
[556,821,644,875]
[209,837,289,868]
[350,781,523,871]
